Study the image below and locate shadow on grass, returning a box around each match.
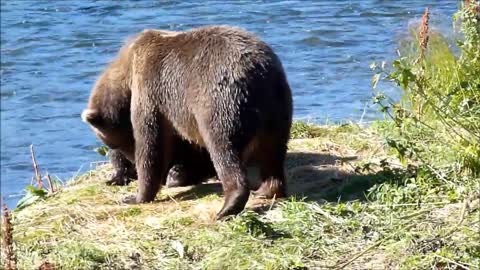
[167,151,392,204]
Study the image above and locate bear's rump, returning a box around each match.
[168,112,205,147]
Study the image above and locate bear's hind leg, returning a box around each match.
[253,141,287,199]
[200,133,250,219]
[213,150,250,219]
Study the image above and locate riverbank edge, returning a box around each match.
[1,121,478,270]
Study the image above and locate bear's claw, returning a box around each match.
[106,173,129,186]
[121,195,138,204]
[215,188,250,220]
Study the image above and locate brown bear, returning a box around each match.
[82,25,292,219]
[164,138,217,187]
[106,149,137,186]
[106,139,216,188]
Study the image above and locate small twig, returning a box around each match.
[167,193,179,206]
[30,144,43,189]
[72,164,85,181]
[368,201,449,208]
[45,173,54,194]
[398,208,432,220]
[457,199,468,226]
[337,208,438,269]
[268,194,276,212]
[309,204,343,224]
[443,199,468,238]
[434,254,471,270]
[337,223,417,269]
[426,164,452,186]
[358,102,368,125]
[337,240,387,269]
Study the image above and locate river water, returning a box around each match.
[0,1,458,207]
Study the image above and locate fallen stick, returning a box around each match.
[268,194,276,212]
[336,223,416,269]
[30,144,43,189]
[433,254,471,270]
[45,173,54,194]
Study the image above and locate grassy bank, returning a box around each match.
[1,122,478,270]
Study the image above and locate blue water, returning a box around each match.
[0,1,458,208]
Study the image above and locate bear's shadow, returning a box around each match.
[165,151,387,205]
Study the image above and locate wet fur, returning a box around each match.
[82,25,292,219]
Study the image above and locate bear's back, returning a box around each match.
[129,25,277,81]
[128,25,289,145]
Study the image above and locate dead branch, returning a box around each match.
[45,173,54,194]
[30,144,43,189]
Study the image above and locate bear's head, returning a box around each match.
[82,58,135,160]
[81,109,130,149]
[82,29,180,160]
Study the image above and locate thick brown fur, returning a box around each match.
[82,25,293,219]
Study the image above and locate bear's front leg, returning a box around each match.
[123,110,173,204]
[106,149,137,186]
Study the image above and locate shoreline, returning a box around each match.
[2,122,478,269]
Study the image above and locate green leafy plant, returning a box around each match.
[94,145,110,157]
[16,185,48,210]
[229,210,275,238]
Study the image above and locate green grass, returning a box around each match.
[2,122,478,270]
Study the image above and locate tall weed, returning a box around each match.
[371,2,480,199]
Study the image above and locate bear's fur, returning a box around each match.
[82,25,293,219]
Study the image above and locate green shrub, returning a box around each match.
[371,3,480,189]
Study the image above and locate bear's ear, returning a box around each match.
[81,109,103,127]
